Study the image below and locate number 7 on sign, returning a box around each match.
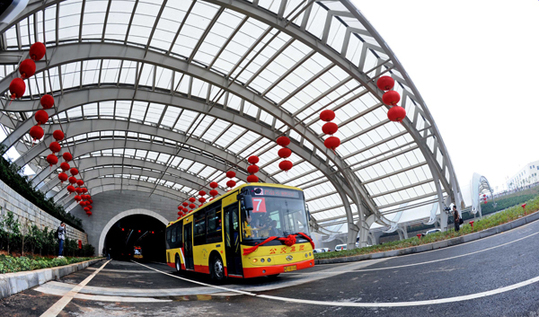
[252,197,267,213]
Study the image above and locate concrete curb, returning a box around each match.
[0,258,105,299]
[316,211,539,265]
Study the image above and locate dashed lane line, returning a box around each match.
[40,259,111,317]
[135,260,539,308]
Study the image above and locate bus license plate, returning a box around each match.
[284,265,297,272]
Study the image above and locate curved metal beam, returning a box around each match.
[0,43,376,223]
[35,156,228,196]
[61,177,189,209]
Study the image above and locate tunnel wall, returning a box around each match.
[0,180,88,243]
[69,190,178,256]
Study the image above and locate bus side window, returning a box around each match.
[171,227,176,243]
[206,203,223,244]
[166,228,172,248]
[176,224,182,246]
[194,208,206,245]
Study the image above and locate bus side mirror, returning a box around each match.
[243,194,254,212]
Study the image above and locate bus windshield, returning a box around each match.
[242,186,309,240]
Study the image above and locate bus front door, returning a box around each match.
[183,223,194,270]
[224,203,242,276]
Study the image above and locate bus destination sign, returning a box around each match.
[253,187,300,198]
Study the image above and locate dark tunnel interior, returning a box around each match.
[104,214,166,262]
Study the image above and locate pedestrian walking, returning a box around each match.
[58,222,66,257]
[453,206,460,232]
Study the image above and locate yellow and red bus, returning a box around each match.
[165,183,315,281]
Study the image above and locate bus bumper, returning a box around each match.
[242,259,314,278]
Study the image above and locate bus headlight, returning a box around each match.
[252,258,257,263]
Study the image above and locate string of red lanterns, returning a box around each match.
[276,136,294,172]
[226,171,237,189]
[319,109,340,153]
[377,76,407,123]
[246,155,259,183]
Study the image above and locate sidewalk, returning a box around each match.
[0,258,104,299]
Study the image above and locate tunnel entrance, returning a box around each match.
[104,214,166,262]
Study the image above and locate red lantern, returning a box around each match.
[189,197,196,203]
[278,147,292,159]
[247,165,259,174]
[63,152,73,162]
[46,154,58,166]
[483,194,486,197]
[40,94,54,109]
[68,176,77,184]
[199,190,206,196]
[67,185,75,193]
[74,195,82,201]
[19,59,36,79]
[88,199,93,204]
[178,206,183,211]
[324,136,341,151]
[53,130,64,141]
[178,211,182,216]
[9,78,25,99]
[75,188,82,194]
[49,141,61,153]
[29,42,46,61]
[210,182,218,189]
[210,189,218,197]
[88,205,93,210]
[60,162,70,171]
[86,211,93,216]
[387,106,406,122]
[279,160,293,172]
[382,90,401,106]
[35,110,49,125]
[189,203,196,209]
[226,180,236,188]
[76,179,84,186]
[82,188,88,193]
[29,125,44,141]
[183,207,188,212]
[226,171,236,178]
[319,109,335,122]
[376,76,395,91]
[84,207,90,212]
[70,168,79,176]
[246,175,259,183]
[199,197,206,203]
[322,122,338,135]
[182,202,189,207]
[58,172,68,183]
[276,136,291,147]
[248,155,259,164]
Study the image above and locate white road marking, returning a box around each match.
[40,259,111,317]
[134,259,539,307]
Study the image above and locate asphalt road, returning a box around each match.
[1,219,539,317]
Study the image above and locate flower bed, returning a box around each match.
[315,195,539,260]
[0,254,95,274]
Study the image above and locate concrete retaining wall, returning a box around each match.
[0,258,104,299]
[316,210,539,265]
[0,180,87,243]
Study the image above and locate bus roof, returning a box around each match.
[167,183,302,227]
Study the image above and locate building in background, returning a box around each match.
[507,160,539,190]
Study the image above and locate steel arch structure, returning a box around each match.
[0,0,463,247]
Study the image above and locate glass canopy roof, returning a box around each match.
[0,0,462,233]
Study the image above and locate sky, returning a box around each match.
[352,0,539,192]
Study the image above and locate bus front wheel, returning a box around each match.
[210,255,225,282]
[175,254,181,272]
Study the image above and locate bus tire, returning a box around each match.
[210,254,225,282]
[175,254,181,272]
